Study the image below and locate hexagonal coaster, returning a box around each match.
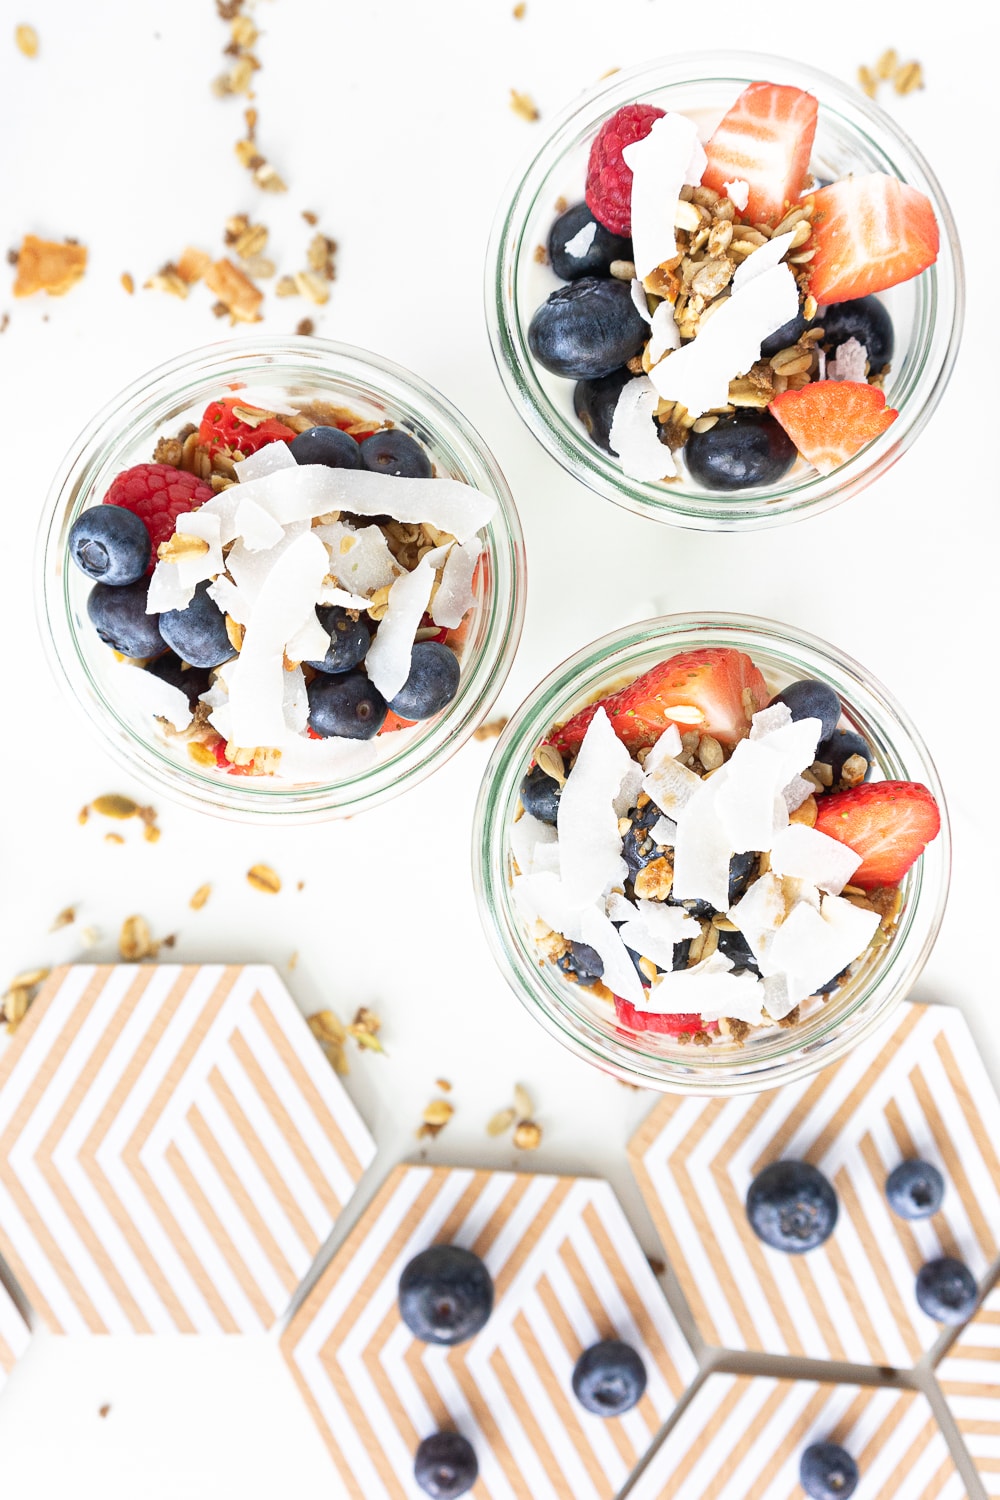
[0,964,375,1335]
[629,1000,1000,1367]
[280,1162,697,1500]
[628,1374,967,1500]
[0,1277,30,1390]
[937,1283,1000,1493]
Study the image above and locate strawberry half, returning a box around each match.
[807,174,939,304]
[614,998,709,1035]
[814,781,941,890]
[549,647,768,756]
[769,380,898,474]
[198,397,297,455]
[701,82,818,225]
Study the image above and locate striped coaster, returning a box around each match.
[0,1277,29,1389]
[938,1282,1000,1493]
[628,1374,967,1500]
[280,1162,697,1500]
[629,1000,1000,1367]
[0,964,375,1335]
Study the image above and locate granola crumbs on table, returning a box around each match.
[513,1119,542,1150]
[858,49,924,100]
[346,1007,385,1055]
[120,272,134,295]
[98,1405,111,1420]
[473,718,508,741]
[308,1010,349,1075]
[12,235,86,297]
[50,906,76,932]
[510,89,540,122]
[295,317,315,337]
[3,968,49,1033]
[118,915,158,962]
[487,1107,517,1137]
[247,863,281,894]
[418,1097,454,1138]
[513,2,526,14]
[189,884,211,911]
[15,23,39,56]
[435,1078,452,1093]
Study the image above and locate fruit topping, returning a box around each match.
[813,781,941,889]
[573,368,632,453]
[746,1160,838,1253]
[813,727,873,788]
[683,409,797,491]
[519,764,561,825]
[289,424,362,470]
[360,429,433,479]
[387,642,461,720]
[146,652,213,709]
[303,604,371,674]
[768,380,898,474]
[414,1432,478,1500]
[103,462,214,560]
[397,1245,494,1346]
[87,578,165,660]
[799,1443,859,1500]
[701,82,819,226]
[585,102,665,235]
[817,295,894,371]
[571,1340,647,1417]
[158,580,235,670]
[768,678,841,741]
[528,277,648,380]
[548,202,632,282]
[69,503,151,586]
[306,670,388,740]
[915,1257,977,1324]
[886,1160,945,1220]
[557,941,605,986]
[197,397,297,455]
[806,174,939,304]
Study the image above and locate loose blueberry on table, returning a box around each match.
[746,1161,839,1253]
[915,1257,978,1324]
[529,79,940,489]
[571,1339,647,1417]
[397,1244,494,1345]
[885,1159,945,1220]
[67,396,488,777]
[413,1431,479,1500]
[513,648,941,1045]
[799,1442,860,1500]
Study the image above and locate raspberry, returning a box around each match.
[103,463,214,561]
[585,103,665,235]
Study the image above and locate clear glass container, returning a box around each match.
[486,51,964,531]
[473,614,950,1094]
[38,338,526,822]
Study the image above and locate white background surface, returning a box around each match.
[0,0,998,1494]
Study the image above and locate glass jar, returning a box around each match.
[38,338,525,822]
[473,613,950,1093]
[486,50,963,530]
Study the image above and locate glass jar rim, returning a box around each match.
[473,611,951,1093]
[37,336,526,822]
[486,49,965,532]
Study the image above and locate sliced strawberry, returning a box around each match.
[198,397,297,455]
[806,174,939,304]
[769,381,898,474]
[814,781,940,890]
[701,82,818,225]
[379,710,418,734]
[614,998,717,1035]
[550,647,768,756]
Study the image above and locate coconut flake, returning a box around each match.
[634,950,762,1020]
[556,708,634,908]
[609,377,677,481]
[145,509,225,614]
[285,607,331,666]
[712,746,787,854]
[617,899,699,972]
[730,230,797,293]
[762,972,806,1022]
[225,530,329,748]
[431,539,480,629]
[647,300,681,365]
[511,813,560,878]
[767,894,879,998]
[577,906,645,1006]
[233,497,285,552]
[649,262,799,417]
[643,723,683,773]
[642,754,702,819]
[749,702,792,739]
[828,338,868,383]
[722,179,749,212]
[282,665,310,737]
[235,442,298,483]
[631,279,653,324]
[564,220,597,259]
[650,813,678,846]
[622,112,707,282]
[512,871,584,943]
[613,757,645,819]
[317,521,400,595]
[121,663,194,734]
[728,871,790,975]
[769,823,863,895]
[783,775,815,813]
[671,779,733,910]
[316,583,373,611]
[363,545,450,701]
[605,890,638,924]
[228,464,495,544]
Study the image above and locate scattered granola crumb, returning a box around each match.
[307,1009,349,1074]
[98,1405,111,1419]
[118,915,157,962]
[144,263,189,300]
[287,951,298,970]
[347,1007,385,1055]
[302,209,318,226]
[876,47,899,79]
[297,880,305,892]
[435,1078,452,1093]
[177,245,212,284]
[513,1119,542,1151]
[15,23,38,57]
[473,717,508,741]
[204,257,263,324]
[91,794,139,819]
[512,1082,533,1118]
[189,884,211,911]
[0,313,8,334]
[104,833,125,846]
[857,64,878,99]
[80,925,101,948]
[512,2,525,15]
[12,235,87,298]
[894,59,924,94]
[295,317,315,337]
[418,1097,454,1139]
[120,272,134,295]
[2,968,49,1033]
[509,88,540,122]
[858,49,924,100]
[50,905,76,932]
[487,1106,516,1137]
[235,107,287,193]
[247,863,281,894]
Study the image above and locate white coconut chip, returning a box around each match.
[753,714,824,789]
[228,464,495,544]
[284,607,332,666]
[727,871,790,975]
[511,812,560,878]
[783,775,816,813]
[617,899,699,973]
[225,530,329,749]
[630,279,653,324]
[512,870,584,944]
[316,583,372,611]
[722,179,750,212]
[564,220,597,259]
[650,814,678,846]
[578,906,645,1006]
[363,544,450,701]
[767,894,879,999]
[649,262,799,417]
[431,539,480,629]
[609,376,677,481]
[120,662,194,734]
[749,702,792,739]
[605,890,638,924]
[731,230,798,293]
[622,112,707,282]
[642,754,702,818]
[556,708,633,909]
[316,520,400,596]
[224,522,309,619]
[643,723,683,773]
[769,823,863,896]
[647,300,681,366]
[671,779,733,911]
[233,497,285,552]
[613,757,645,819]
[145,509,226,615]
[282,665,310,737]
[634,951,762,1020]
[206,572,243,623]
[712,745,787,854]
[828,338,868,383]
[761,972,805,1022]
[234,441,297,483]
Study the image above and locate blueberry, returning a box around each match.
[69,505,150,585]
[289,424,362,470]
[307,671,387,740]
[147,652,212,708]
[359,429,432,479]
[557,942,604,986]
[799,1442,859,1500]
[886,1160,945,1220]
[813,728,873,786]
[388,643,461,720]
[622,936,689,985]
[159,580,235,670]
[820,296,894,371]
[916,1257,977,1324]
[716,928,759,975]
[760,310,814,360]
[746,1161,838,1253]
[398,1245,494,1346]
[571,1341,647,1417]
[528,277,647,380]
[769,679,842,742]
[684,410,798,491]
[548,202,633,282]
[728,850,757,905]
[87,578,165,659]
[414,1432,478,1500]
[520,764,561,824]
[814,965,850,995]
[574,367,632,453]
[305,605,371,674]
[622,799,672,876]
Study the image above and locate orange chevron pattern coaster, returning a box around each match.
[0,1278,30,1389]
[0,964,375,1335]
[629,1000,1000,1368]
[937,1283,1000,1493]
[280,1162,697,1500]
[628,1374,967,1500]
